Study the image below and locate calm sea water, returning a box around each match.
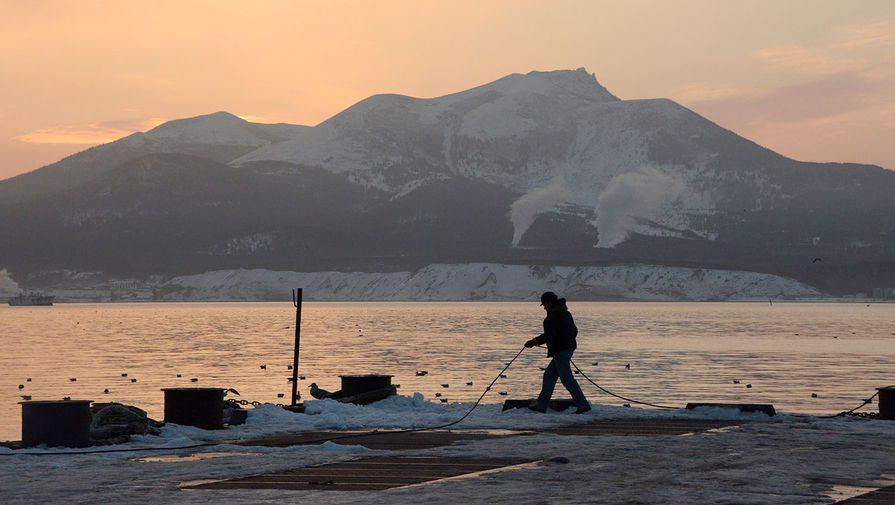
[2,301,893,441]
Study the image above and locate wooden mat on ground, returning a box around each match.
[834,484,895,504]
[543,418,742,436]
[183,456,532,491]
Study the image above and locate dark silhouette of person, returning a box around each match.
[525,291,591,414]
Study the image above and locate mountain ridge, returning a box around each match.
[1,68,893,298]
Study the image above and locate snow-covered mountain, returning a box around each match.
[1,68,893,298]
[0,112,308,203]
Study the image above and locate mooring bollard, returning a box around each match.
[162,388,224,429]
[339,374,394,396]
[20,400,93,447]
[878,386,895,420]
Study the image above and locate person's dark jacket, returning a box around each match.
[531,298,578,357]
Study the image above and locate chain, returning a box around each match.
[226,398,289,408]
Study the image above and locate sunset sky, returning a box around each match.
[2,0,894,181]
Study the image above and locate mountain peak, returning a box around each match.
[466,67,619,103]
[148,111,246,133]
[144,111,268,146]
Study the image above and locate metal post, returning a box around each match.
[291,288,302,406]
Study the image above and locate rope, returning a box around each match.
[285,345,530,446]
[814,384,894,419]
[570,358,678,410]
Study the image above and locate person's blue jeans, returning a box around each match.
[536,348,590,411]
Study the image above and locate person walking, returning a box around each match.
[524,291,591,414]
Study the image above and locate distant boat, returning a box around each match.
[7,292,55,306]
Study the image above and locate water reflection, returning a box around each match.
[2,301,893,441]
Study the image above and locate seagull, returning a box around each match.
[812,258,822,263]
[226,388,240,396]
[309,383,333,399]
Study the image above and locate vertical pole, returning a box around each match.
[291,288,302,406]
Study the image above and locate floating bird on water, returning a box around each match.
[260,364,267,370]
[625,364,630,369]
[441,384,450,388]
[121,373,128,377]
[299,375,306,380]
[18,384,24,389]
[287,365,293,370]
[26,378,31,382]
[190,378,198,382]
[435,393,442,397]
[746,384,752,388]
[466,381,473,386]
[130,378,137,383]
[21,395,31,400]
[415,371,428,376]
[277,393,284,398]
[498,391,508,396]
[499,374,507,378]
[309,383,333,399]
[592,362,598,366]
[70,378,77,382]
[104,389,109,394]
[176,374,182,378]
[733,380,740,384]
[811,393,818,398]
[440,398,448,403]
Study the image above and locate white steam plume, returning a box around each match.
[595,165,685,248]
[509,176,570,246]
[0,269,20,294]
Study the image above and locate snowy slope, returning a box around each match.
[226,69,742,243]
[154,263,820,302]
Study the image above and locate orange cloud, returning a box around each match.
[15,118,166,145]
